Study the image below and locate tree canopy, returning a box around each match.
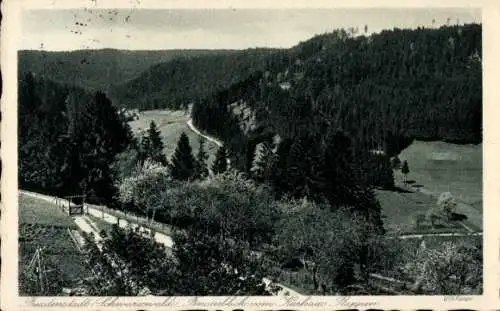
[18,73,133,201]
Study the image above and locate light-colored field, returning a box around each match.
[377,140,482,233]
[18,194,90,293]
[128,109,219,166]
[376,188,475,234]
[397,140,482,208]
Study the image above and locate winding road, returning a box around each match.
[186,119,223,147]
[186,119,231,168]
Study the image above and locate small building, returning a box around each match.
[279,81,292,91]
[369,149,385,156]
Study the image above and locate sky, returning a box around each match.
[20,8,481,51]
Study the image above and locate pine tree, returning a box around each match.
[282,137,310,198]
[194,137,209,179]
[68,91,132,200]
[212,146,228,175]
[401,160,410,184]
[138,133,150,163]
[169,132,197,180]
[251,140,277,183]
[147,121,167,165]
[371,154,395,190]
[391,156,401,169]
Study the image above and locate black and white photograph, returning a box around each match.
[2,0,492,306]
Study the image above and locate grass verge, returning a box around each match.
[18,194,91,295]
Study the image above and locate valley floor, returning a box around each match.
[128,109,219,166]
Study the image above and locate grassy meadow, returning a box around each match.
[376,189,472,234]
[128,109,219,167]
[397,140,482,207]
[377,140,483,233]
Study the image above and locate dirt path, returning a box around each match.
[186,119,223,147]
[20,190,298,296]
[86,205,174,247]
[398,231,482,239]
[20,190,174,248]
[186,119,231,170]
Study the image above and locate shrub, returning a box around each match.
[403,239,482,294]
[437,192,458,218]
[192,170,281,246]
[274,199,392,293]
[117,161,173,217]
[112,148,140,181]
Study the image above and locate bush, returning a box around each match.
[112,148,140,181]
[403,239,482,294]
[191,170,281,247]
[437,192,458,218]
[274,199,392,293]
[117,161,174,217]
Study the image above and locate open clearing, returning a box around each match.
[378,140,483,233]
[128,109,219,166]
[18,194,90,294]
[397,140,482,208]
[376,188,480,234]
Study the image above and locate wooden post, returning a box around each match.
[82,194,85,216]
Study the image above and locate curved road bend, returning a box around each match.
[186,119,231,168]
[186,119,223,147]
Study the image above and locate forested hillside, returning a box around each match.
[191,24,481,192]
[109,48,280,110]
[18,72,133,201]
[18,49,236,92]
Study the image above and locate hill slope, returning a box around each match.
[193,24,482,153]
[18,49,237,92]
[188,24,481,197]
[109,48,281,110]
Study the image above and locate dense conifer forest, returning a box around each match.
[192,24,481,195]
[18,72,133,201]
[109,48,280,110]
[18,49,238,92]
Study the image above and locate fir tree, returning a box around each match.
[282,137,310,198]
[391,156,401,169]
[147,121,167,165]
[169,132,197,180]
[379,155,395,190]
[138,133,150,163]
[194,137,209,179]
[401,160,410,184]
[212,146,228,175]
[251,140,277,183]
[367,154,395,190]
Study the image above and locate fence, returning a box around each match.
[64,195,86,216]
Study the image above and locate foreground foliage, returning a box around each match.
[82,224,272,295]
